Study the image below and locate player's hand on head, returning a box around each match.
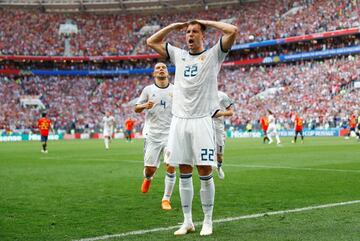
[171,22,188,31]
[194,19,207,25]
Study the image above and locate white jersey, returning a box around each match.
[268,114,276,129]
[103,115,115,131]
[213,91,234,129]
[136,83,173,141]
[166,40,228,118]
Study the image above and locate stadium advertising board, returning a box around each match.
[0,134,63,142]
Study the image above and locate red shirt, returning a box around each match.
[260,117,269,131]
[38,117,51,136]
[295,116,303,131]
[125,119,135,131]
[349,116,356,128]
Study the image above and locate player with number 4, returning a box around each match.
[135,62,176,211]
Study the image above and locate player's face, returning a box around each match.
[186,24,204,53]
[153,63,169,81]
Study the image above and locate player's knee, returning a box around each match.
[166,164,176,174]
[144,166,157,177]
[197,165,212,176]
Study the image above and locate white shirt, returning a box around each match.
[166,40,228,118]
[213,91,233,129]
[136,83,173,141]
[268,114,276,127]
[103,115,115,131]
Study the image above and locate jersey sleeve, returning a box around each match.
[210,38,229,63]
[136,86,150,105]
[223,93,234,109]
[166,43,182,65]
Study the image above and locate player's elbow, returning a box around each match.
[146,37,156,48]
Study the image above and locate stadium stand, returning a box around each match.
[0,0,359,134]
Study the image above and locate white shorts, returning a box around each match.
[103,129,113,137]
[166,116,217,167]
[215,124,225,155]
[144,138,167,168]
[267,124,278,134]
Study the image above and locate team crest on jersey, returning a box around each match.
[198,55,206,62]
[168,93,173,98]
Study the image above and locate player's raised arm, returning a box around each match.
[146,22,188,58]
[195,20,238,52]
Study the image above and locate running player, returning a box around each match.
[102,111,116,150]
[212,91,234,180]
[37,112,52,153]
[135,62,176,211]
[260,114,269,143]
[267,109,281,145]
[147,19,237,236]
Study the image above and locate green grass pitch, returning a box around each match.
[1,137,360,241]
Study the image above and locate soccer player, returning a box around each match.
[267,110,281,145]
[147,19,237,236]
[212,91,234,180]
[102,111,116,150]
[345,114,357,139]
[37,112,52,153]
[135,62,176,210]
[124,118,135,142]
[260,114,270,143]
[292,113,304,144]
[357,114,360,141]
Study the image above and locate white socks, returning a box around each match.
[200,174,215,222]
[179,173,215,225]
[179,173,193,224]
[163,172,176,201]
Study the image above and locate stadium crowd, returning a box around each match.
[0,0,358,56]
[1,55,359,134]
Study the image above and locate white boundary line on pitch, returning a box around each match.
[74,199,360,241]
[226,164,360,173]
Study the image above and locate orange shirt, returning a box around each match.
[260,117,269,131]
[38,117,51,136]
[295,116,303,131]
[349,116,356,128]
[125,119,135,131]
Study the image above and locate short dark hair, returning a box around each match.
[187,20,206,33]
[42,112,47,117]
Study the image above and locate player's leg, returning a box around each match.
[300,130,304,143]
[263,131,269,143]
[161,163,176,210]
[293,131,298,143]
[41,136,48,153]
[174,164,195,235]
[267,129,273,144]
[216,152,225,180]
[215,129,225,179]
[274,130,281,144]
[141,166,157,193]
[197,165,215,236]
[141,139,161,193]
[168,117,195,235]
[192,117,216,236]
